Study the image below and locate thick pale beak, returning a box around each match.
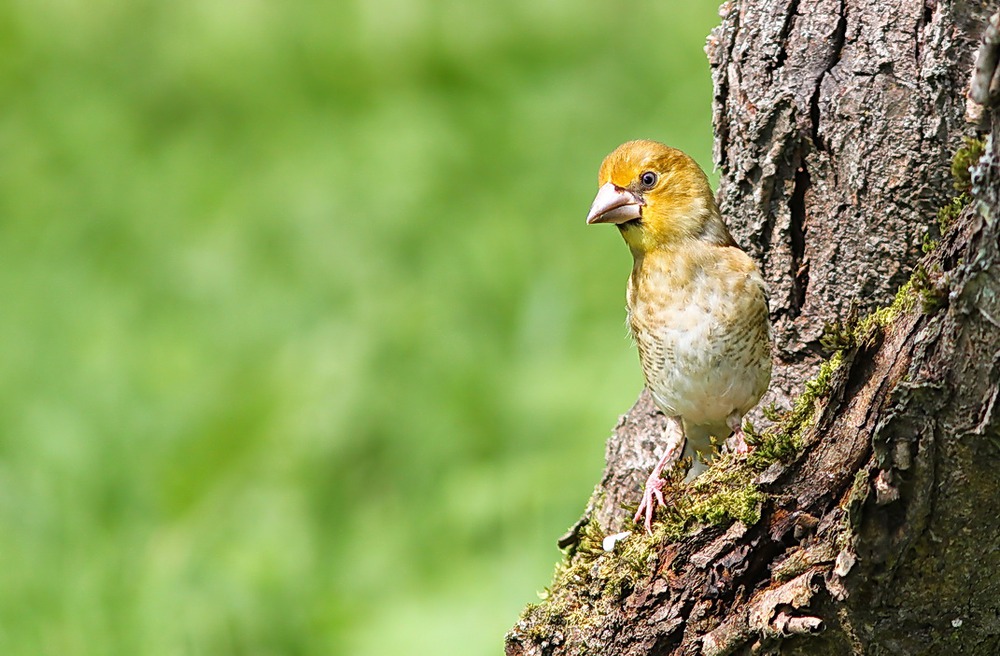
[586,183,643,225]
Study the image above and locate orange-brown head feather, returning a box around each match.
[587,140,734,256]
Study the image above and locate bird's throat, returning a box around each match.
[618,220,658,259]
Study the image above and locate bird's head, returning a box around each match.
[586,140,730,256]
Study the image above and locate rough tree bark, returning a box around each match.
[506,1,1000,654]
[715,0,990,410]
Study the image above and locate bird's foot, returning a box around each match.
[634,468,668,535]
[727,411,752,456]
[634,423,685,535]
[732,427,750,455]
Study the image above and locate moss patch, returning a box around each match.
[952,136,986,192]
[923,136,984,253]
[520,516,659,640]
[749,349,844,466]
[910,264,948,313]
[936,193,969,235]
[687,472,764,526]
[652,456,761,540]
[854,279,918,340]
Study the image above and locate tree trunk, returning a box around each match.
[714,0,990,410]
[506,1,1000,654]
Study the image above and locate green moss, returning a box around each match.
[687,482,763,526]
[921,234,939,254]
[820,277,918,353]
[919,137,982,257]
[743,350,844,472]
[650,456,758,539]
[951,136,986,192]
[551,517,654,595]
[529,457,770,628]
[522,512,665,641]
[754,274,923,478]
[910,264,948,313]
[937,193,969,234]
[819,315,856,352]
[855,279,918,343]
[596,529,659,598]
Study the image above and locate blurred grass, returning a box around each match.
[0,1,720,654]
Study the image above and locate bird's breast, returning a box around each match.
[626,249,771,426]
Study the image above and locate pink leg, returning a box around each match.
[634,418,685,534]
[727,411,750,455]
[732,427,750,455]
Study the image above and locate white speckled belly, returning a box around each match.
[628,260,771,430]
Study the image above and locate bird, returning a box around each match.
[586,139,772,534]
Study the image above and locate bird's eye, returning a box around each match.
[640,171,658,188]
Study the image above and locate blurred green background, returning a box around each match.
[0,1,720,654]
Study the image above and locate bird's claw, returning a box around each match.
[634,471,668,535]
[733,430,750,455]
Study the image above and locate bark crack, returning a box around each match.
[808,0,847,152]
[775,0,801,69]
[788,158,810,318]
[713,6,743,174]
